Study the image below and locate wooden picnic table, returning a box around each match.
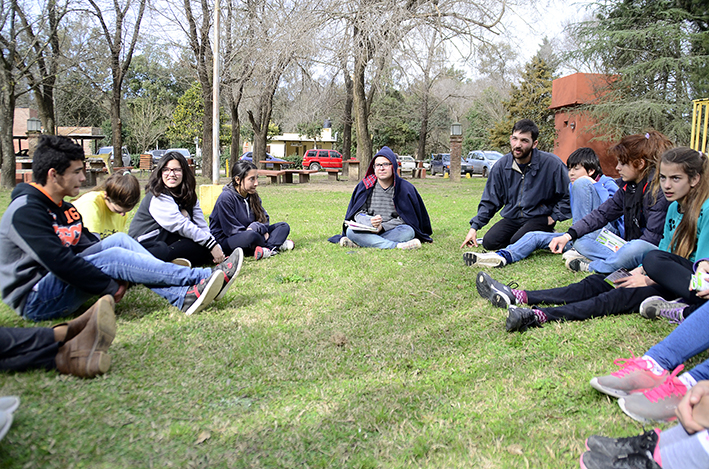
[283,169,318,184]
[258,160,289,171]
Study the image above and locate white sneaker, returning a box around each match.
[339,237,359,248]
[280,239,295,251]
[463,251,506,267]
[562,249,585,262]
[397,238,421,250]
[255,246,273,260]
[171,258,192,268]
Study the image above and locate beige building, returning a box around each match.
[242,128,337,158]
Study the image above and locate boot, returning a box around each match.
[55,295,117,378]
[53,295,116,343]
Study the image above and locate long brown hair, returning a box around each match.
[95,172,141,210]
[230,161,267,223]
[662,147,709,259]
[146,152,197,210]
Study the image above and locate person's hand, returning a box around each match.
[264,232,270,241]
[548,234,570,254]
[461,228,478,248]
[691,261,709,298]
[676,381,709,434]
[113,281,128,303]
[371,215,383,232]
[211,245,226,264]
[614,267,652,288]
[548,216,555,225]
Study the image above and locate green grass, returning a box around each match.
[0,174,693,467]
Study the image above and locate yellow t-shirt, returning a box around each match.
[72,191,128,238]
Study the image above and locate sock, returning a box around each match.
[678,372,697,389]
[497,250,513,265]
[511,289,527,304]
[533,309,547,324]
[660,427,709,469]
[642,355,667,376]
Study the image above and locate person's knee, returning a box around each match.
[481,234,501,251]
[571,177,594,192]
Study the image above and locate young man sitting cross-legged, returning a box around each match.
[0,135,243,322]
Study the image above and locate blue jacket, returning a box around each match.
[470,148,571,230]
[328,146,433,243]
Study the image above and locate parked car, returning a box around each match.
[97,146,131,167]
[239,152,289,169]
[467,150,504,177]
[398,155,416,172]
[302,149,343,171]
[430,153,473,176]
[149,149,167,165]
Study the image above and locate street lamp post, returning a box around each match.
[449,121,463,183]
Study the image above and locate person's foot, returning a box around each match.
[505,306,540,332]
[585,428,660,459]
[618,367,687,423]
[397,239,421,250]
[639,296,688,323]
[476,271,517,308]
[181,271,224,316]
[562,249,585,262]
[280,240,295,251]
[589,357,670,398]
[566,256,591,272]
[255,246,273,260]
[213,247,243,301]
[171,258,192,268]
[463,252,506,268]
[579,451,661,469]
[339,237,359,248]
[55,295,117,378]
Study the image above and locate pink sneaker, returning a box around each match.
[589,355,668,398]
[618,366,686,423]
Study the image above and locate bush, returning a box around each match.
[284,153,303,169]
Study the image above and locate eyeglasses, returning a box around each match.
[374,163,392,169]
[161,167,183,175]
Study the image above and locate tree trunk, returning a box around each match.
[417,92,429,162]
[229,102,240,173]
[353,54,372,168]
[201,88,213,178]
[0,66,17,188]
[341,64,353,178]
[111,81,122,167]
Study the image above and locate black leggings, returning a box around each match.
[527,250,704,322]
[139,231,213,266]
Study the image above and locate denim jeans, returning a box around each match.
[22,233,213,321]
[346,224,415,249]
[647,301,709,382]
[502,178,607,263]
[585,239,657,274]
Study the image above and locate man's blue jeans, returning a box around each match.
[647,301,709,382]
[346,225,415,249]
[22,233,213,321]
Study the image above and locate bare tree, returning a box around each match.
[0,0,19,188]
[84,0,147,167]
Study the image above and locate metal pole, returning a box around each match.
[212,0,220,184]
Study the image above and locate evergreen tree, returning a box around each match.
[569,0,709,143]
[489,53,556,152]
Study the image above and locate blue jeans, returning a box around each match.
[346,225,415,249]
[22,233,213,321]
[585,239,657,274]
[502,178,607,263]
[647,301,709,383]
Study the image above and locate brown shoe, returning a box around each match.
[54,296,116,343]
[55,295,117,378]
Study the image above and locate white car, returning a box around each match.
[398,155,416,172]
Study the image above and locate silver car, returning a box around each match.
[467,150,504,178]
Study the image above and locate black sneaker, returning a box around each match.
[505,306,539,332]
[567,257,591,272]
[585,429,659,460]
[580,451,661,469]
[181,271,224,316]
[476,271,517,308]
[213,248,244,301]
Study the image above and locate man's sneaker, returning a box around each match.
[585,428,660,459]
[213,248,243,301]
[171,258,192,268]
[255,246,273,260]
[280,240,295,251]
[567,256,591,272]
[397,238,421,250]
[580,451,661,469]
[463,252,506,268]
[505,306,540,332]
[181,271,224,316]
[339,237,359,248]
[618,366,687,423]
[639,296,687,323]
[476,271,517,308]
[590,356,669,398]
[562,249,585,262]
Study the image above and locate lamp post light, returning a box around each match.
[449,121,463,182]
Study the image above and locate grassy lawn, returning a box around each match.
[0,173,694,468]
